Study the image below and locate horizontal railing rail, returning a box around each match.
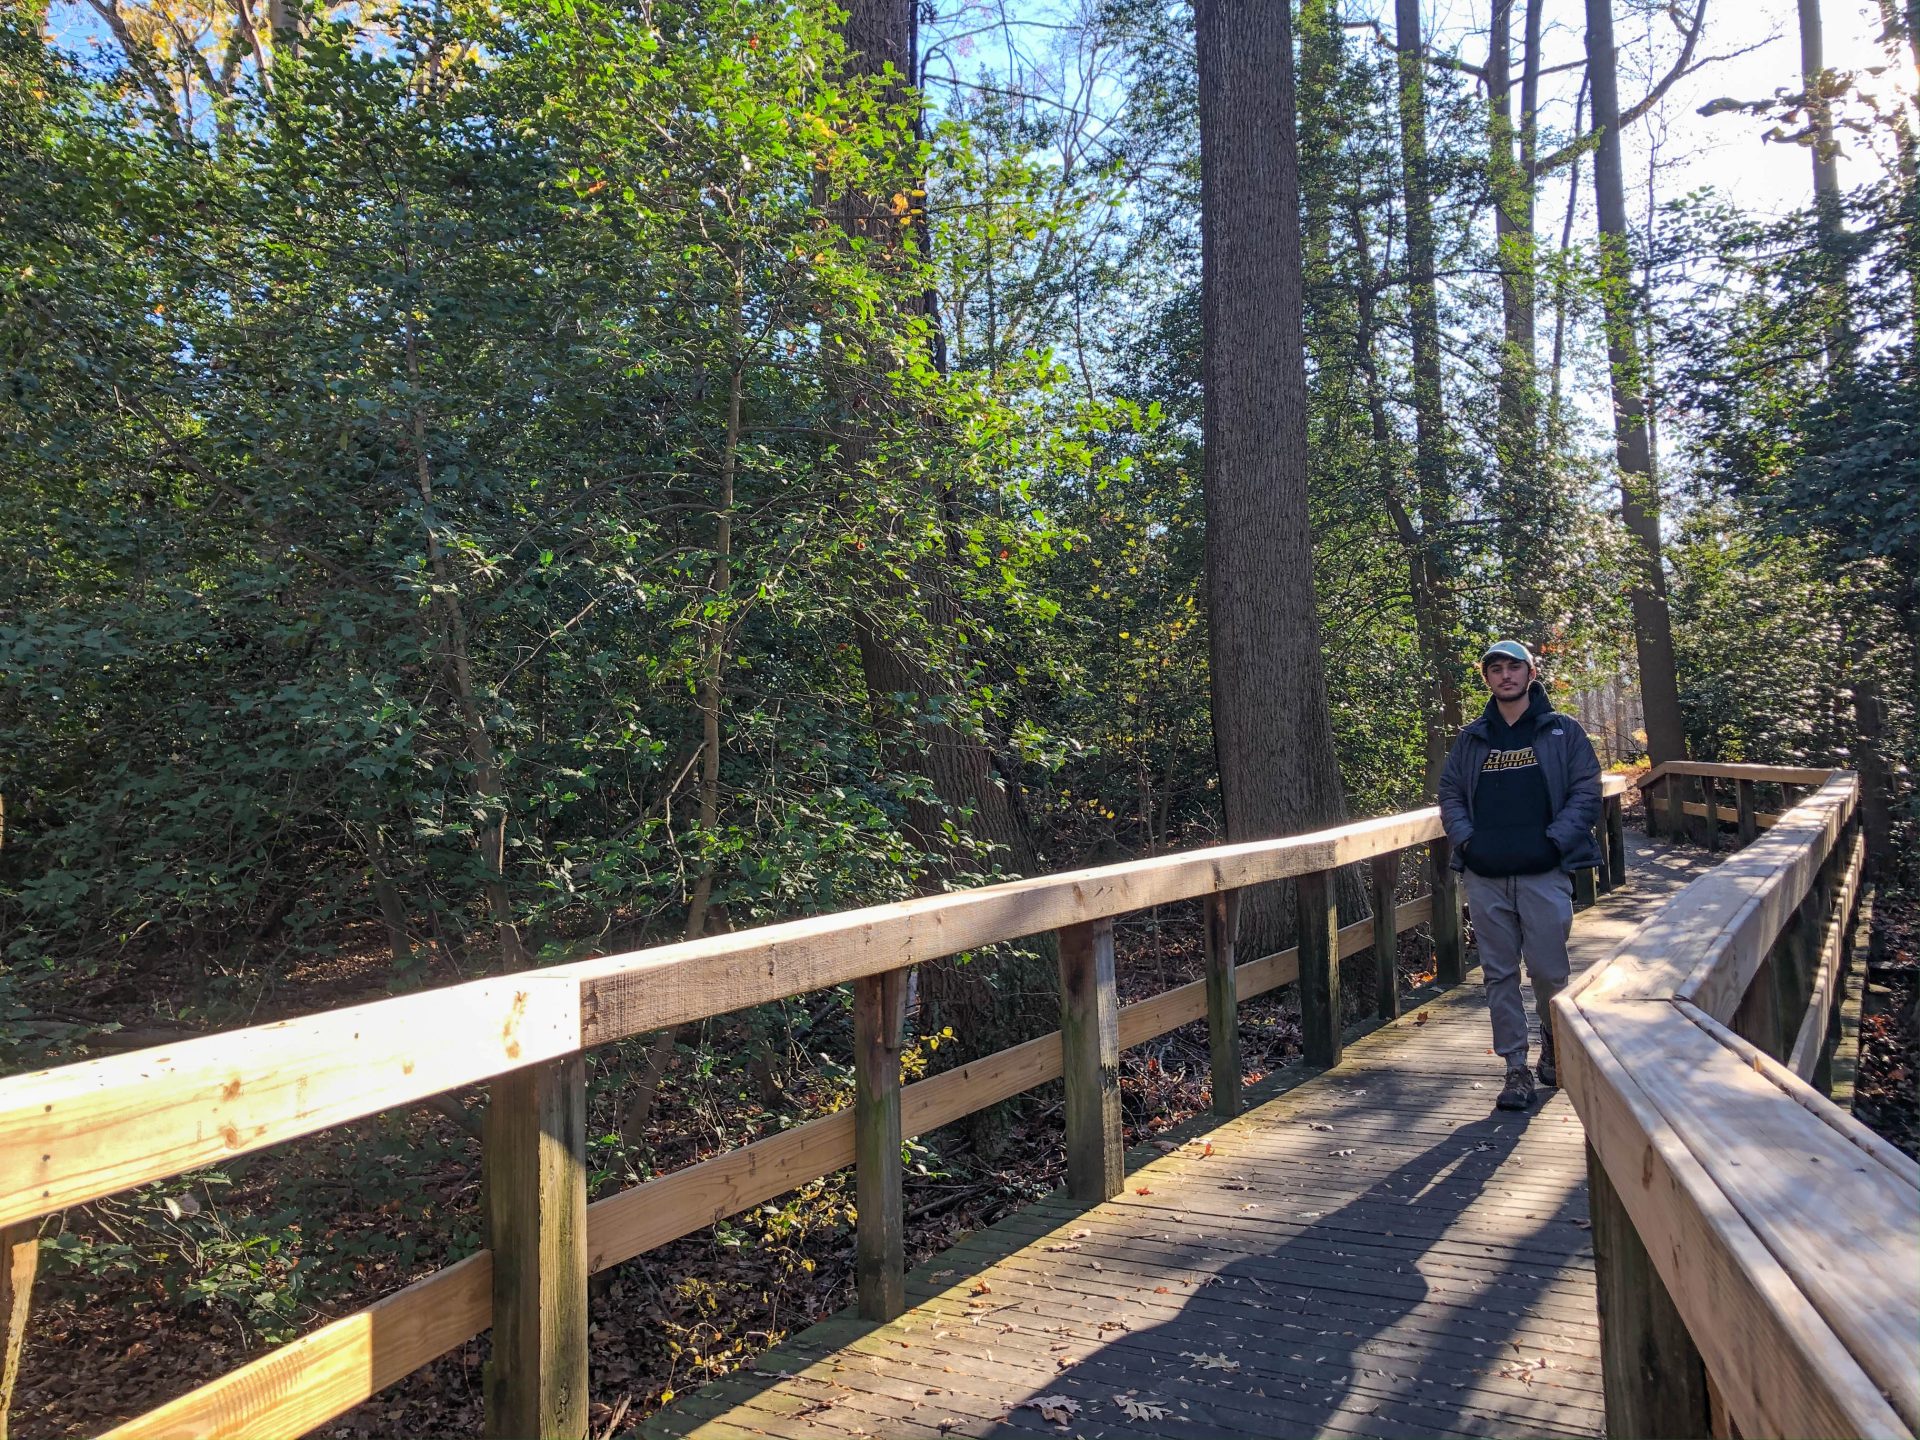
[1,778,1635,1440]
[1556,766,1917,1440]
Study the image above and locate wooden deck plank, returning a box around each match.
[638,837,1716,1440]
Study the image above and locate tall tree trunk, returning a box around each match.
[1801,0,1854,362]
[838,0,1048,1067]
[1393,0,1463,759]
[1196,0,1350,955]
[1349,200,1450,791]
[1490,0,1550,625]
[1586,0,1687,764]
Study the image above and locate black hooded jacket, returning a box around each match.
[1436,681,1604,876]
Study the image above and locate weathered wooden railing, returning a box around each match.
[1558,764,1918,1440]
[0,778,1641,1440]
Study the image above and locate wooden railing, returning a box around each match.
[0,780,1643,1440]
[1558,765,1918,1440]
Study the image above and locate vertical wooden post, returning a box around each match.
[1644,777,1660,837]
[1428,838,1464,986]
[1607,794,1629,890]
[1574,866,1598,910]
[1203,890,1242,1116]
[1059,918,1123,1202]
[485,1054,589,1440]
[1702,779,1720,853]
[1736,779,1757,846]
[1588,1145,1714,1440]
[1596,810,1615,895]
[1,1223,37,1440]
[1733,953,1783,1061]
[1666,775,1685,841]
[1371,851,1401,1022]
[1297,869,1342,1069]
[853,968,907,1321]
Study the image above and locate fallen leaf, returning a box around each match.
[1135,1186,1153,1195]
[1307,1121,1333,1132]
[932,1269,955,1280]
[970,1282,991,1296]
[1329,1148,1356,1157]
[1020,1395,1082,1425]
[1200,1142,1214,1157]
[1572,1218,1592,1229]
[1183,1351,1242,1372]
[1044,1242,1083,1252]
[1071,1228,1092,1239]
[1416,1011,1430,1025]
[1114,1394,1171,1421]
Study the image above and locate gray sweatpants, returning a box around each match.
[1460,868,1575,1067]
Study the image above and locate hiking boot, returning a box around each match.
[1536,1041,1558,1088]
[1496,1065,1536,1112]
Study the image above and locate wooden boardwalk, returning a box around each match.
[642,838,1717,1440]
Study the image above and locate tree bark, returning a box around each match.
[1196,0,1351,955]
[1586,0,1688,764]
[1394,0,1463,755]
[838,0,1049,1065]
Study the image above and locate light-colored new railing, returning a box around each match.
[0,779,1639,1439]
[1558,765,1917,1440]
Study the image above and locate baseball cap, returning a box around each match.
[1479,639,1535,670]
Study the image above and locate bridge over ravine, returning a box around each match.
[640,836,1709,1440]
[0,764,1910,1440]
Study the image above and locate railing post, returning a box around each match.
[1665,775,1685,841]
[1428,838,1464,986]
[1574,865,1598,910]
[1644,776,1660,837]
[1297,869,1341,1069]
[485,1054,589,1440]
[853,968,907,1321]
[1587,1144,1714,1440]
[1733,953,1783,1060]
[1736,779,1758,846]
[1058,918,1123,1202]
[1595,809,1615,895]
[1371,851,1401,1022]
[1701,778,1721,853]
[1606,793,1629,889]
[1203,890,1243,1116]
[2,1221,36,1440]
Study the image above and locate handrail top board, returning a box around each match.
[1556,770,1917,1439]
[1575,774,1857,1013]
[0,780,1622,1230]
[1637,760,1837,789]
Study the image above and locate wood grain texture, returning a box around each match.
[1371,852,1401,1022]
[1203,890,1242,1115]
[0,975,582,1228]
[1554,996,1909,1440]
[484,1055,588,1440]
[853,970,907,1322]
[1786,826,1866,1081]
[557,810,1451,1045]
[1296,869,1340,1069]
[1429,839,1464,986]
[1058,920,1122,1203]
[1587,1143,1712,1440]
[0,1224,34,1440]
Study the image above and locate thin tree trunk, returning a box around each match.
[1548,78,1588,432]
[1801,0,1854,363]
[1197,0,1351,955]
[1394,0,1463,744]
[1350,200,1450,791]
[1586,0,1687,764]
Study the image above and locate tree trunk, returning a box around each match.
[1196,0,1351,955]
[1586,0,1688,764]
[1393,0,1463,750]
[1801,0,1854,363]
[838,0,1049,1065]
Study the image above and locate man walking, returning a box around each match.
[1438,641,1603,1111]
